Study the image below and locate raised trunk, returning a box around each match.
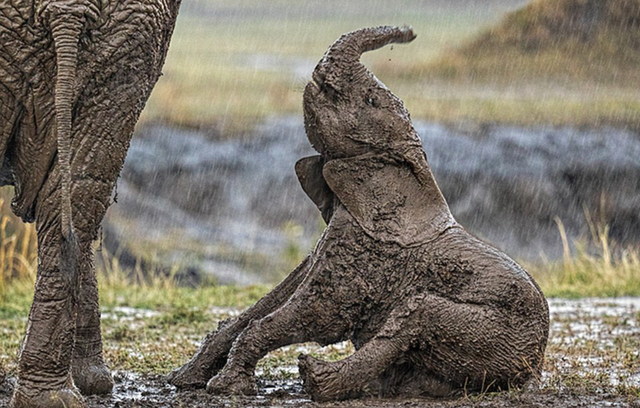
[325,25,416,62]
[314,26,415,91]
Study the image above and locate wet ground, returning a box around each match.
[1,298,639,407]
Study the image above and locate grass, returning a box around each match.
[410,0,640,129]
[528,218,640,298]
[1,196,639,377]
[139,0,515,131]
[0,212,639,404]
[426,0,640,83]
[138,0,640,133]
[0,196,37,302]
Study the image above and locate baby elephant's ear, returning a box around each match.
[323,155,455,246]
[295,156,335,223]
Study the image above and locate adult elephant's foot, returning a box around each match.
[299,354,360,402]
[167,362,210,389]
[206,371,257,396]
[71,357,114,395]
[10,383,85,408]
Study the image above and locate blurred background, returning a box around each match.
[2,1,640,399]
[2,0,639,291]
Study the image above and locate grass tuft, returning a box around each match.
[529,218,640,298]
[0,192,37,303]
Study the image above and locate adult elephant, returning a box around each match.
[0,1,182,407]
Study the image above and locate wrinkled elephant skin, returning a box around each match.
[0,1,181,407]
[169,26,550,401]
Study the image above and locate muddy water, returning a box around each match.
[104,117,640,285]
[3,298,637,407]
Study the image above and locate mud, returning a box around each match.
[1,298,639,407]
[78,375,640,408]
[0,372,636,408]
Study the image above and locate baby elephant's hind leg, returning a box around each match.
[298,295,425,402]
[381,294,543,398]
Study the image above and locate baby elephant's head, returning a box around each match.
[303,26,420,160]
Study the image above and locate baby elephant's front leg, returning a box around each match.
[206,295,348,396]
[168,256,311,389]
[205,306,304,395]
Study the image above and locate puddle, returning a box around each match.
[545,298,640,392]
[101,306,161,321]
[2,299,638,407]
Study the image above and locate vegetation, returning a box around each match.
[429,0,640,83]
[143,0,513,131]
[412,0,640,128]
[1,188,639,375]
[529,219,640,298]
[140,0,640,132]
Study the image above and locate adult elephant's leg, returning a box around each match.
[10,173,85,408]
[169,255,311,389]
[71,249,113,395]
[64,106,146,397]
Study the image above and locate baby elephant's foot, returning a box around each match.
[298,354,361,402]
[11,385,85,408]
[72,358,113,395]
[167,362,209,389]
[206,371,256,396]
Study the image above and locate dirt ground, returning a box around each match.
[1,298,639,407]
[0,373,637,408]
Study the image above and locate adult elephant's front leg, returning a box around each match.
[10,176,85,408]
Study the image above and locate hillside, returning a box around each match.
[430,0,640,83]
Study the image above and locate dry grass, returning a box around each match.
[0,194,37,300]
[427,0,640,84]
[529,218,640,298]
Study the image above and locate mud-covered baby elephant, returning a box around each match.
[169,26,550,401]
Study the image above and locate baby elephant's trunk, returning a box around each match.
[326,25,416,62]
[314,26,416,86]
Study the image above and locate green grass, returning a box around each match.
[2,265,640,400]
[139,0,640,132]
[0,267,271,375]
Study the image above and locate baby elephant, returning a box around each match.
[169,26,550,401]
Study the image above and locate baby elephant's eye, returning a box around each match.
[365,95,380,108]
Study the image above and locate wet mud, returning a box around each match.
[2,298,639,407]
[1,373,635,408]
